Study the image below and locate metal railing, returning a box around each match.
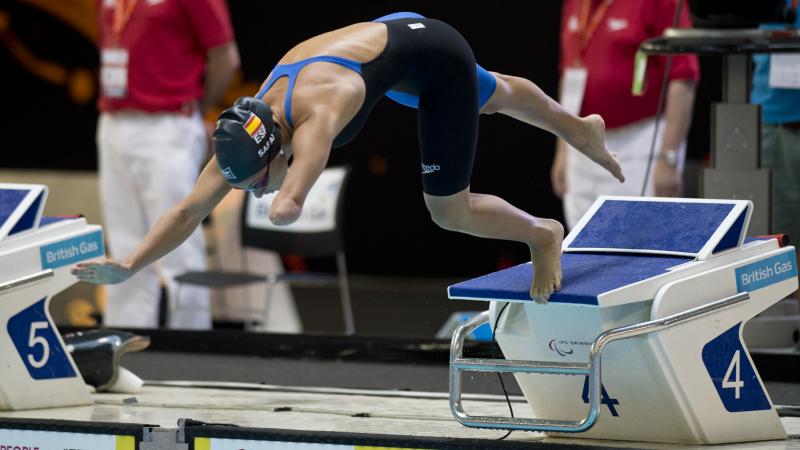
[0,269,54,295]
[450,292,750,432]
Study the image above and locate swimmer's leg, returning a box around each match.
[424,188,563,303]
[481,72,624,183]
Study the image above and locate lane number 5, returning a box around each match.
[27,321,50,369]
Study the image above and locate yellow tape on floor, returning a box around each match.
[116,435,135,450]
[195,437,211,450]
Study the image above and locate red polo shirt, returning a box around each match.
[560,0,700,129]
[97,0,234,113]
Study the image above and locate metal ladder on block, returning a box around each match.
[449,291,751,433]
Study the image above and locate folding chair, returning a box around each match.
[174,166,355,334]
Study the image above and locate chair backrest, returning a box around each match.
[240,166,350,258]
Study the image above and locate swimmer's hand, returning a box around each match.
[71,259,133,285]
[268,197,302,225]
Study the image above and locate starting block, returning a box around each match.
[448,196,797,444]
[0,184,105,410]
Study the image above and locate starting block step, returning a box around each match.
[449,252,691,305]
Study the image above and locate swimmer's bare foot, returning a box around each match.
[529,218,564,304]
[576,115,625,183]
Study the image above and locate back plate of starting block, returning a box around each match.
[564,196,752,260]
[0,183,47,240]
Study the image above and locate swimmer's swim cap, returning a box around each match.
[213,97,282,183]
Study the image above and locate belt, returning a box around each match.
[104,101,200,117]
[178,101,200,117]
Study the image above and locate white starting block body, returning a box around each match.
[0,184,104,410]
[448,197,797,444]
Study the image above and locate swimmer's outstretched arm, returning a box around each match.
[268,113,336,225]
[71,159,231,284]
[482,72,624,183]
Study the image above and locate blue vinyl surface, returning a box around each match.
[713,210,746,254]
[9,192,42,236]
[0,189,28,230]
[449,252,692,305]
[570,200,735,254]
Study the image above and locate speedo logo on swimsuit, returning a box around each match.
[421,162,440,174]
[243,112,267,144]
[257,133,276,158]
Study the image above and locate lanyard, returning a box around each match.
[112,0,138,43]
[578,0,613,50]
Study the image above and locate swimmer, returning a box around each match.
[72,12,624,303]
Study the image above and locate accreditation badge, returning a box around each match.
[769,53,800,89]
[100,47,129,98]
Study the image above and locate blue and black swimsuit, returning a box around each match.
[256,12,497,196]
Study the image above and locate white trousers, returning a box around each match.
[563,116,685,230]
[97,111,211,329]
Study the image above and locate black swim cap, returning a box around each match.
[213,97,282,183]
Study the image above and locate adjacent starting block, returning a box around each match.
[448,196,797,444]
[0,184,105,410]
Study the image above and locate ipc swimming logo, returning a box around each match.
[548,338,574,357]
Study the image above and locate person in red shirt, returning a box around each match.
[551,0,700,229]
[96,0,239,329]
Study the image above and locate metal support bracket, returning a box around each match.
[0,269,54,294]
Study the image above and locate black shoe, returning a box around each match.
[63,329,150,392]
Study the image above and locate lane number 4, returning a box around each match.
[722,350,744,399]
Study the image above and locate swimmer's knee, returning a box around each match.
[430,211,464,231]
[425,198,469,232]
[429,207,467,232]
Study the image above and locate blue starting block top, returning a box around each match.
[449,197,754,305]
[448,252,691,305]
[0,184,47,240]
[564,197,751,260]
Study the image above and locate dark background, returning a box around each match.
[0,1,721,278]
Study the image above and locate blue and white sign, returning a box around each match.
[735,251,797,293]
[39,230,104,270]
[7,299,76,379]
[0,429,121,450]
[702,323,770,412]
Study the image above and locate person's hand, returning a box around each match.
[71,259,134,285]
[652,160,682,197]
[551,140,567,199]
